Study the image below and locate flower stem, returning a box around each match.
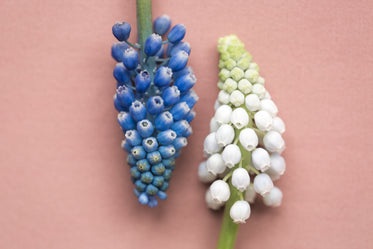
[216,182,240,249]
[136,0,152,64]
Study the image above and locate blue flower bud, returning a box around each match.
[146,184,158,195]
[142,137,159,153]
[183,126,193,137]
[160,182,169,191]
[169,41,191,57]
[113,63,131,83]
[173,137,188,150]
[180,90,199,109]
[130,167,141,179]
[155,111,174,131]
[152,176,165,188]
[146,96,164,115]
[171,120,190,136]
[168,50,188,71]
[127,154,137,166]
[148,195,158,207]
[172,66,193,79]
[135,70,151,93]
[174,151,181,158]
[133,189,141,197]
[125,130,142,146]
[157,129,177,145]
[141,172,154,184]
[144,33,162,56]
[113,94,127,112]
[111,42,129,62]
[118,112,136,130]
[167,24,186,43]
[170,102,190,121]
[151,163,165,175]
[112,21,131,41]
[116,85,135,107]
[157,191,168,200]
[162,86,180,106]
[131,146,146,160]
[154,15,171,36]
[129,100,147,122]
[147,152,162,166]
[135,180,147,192]
[154,66,173,87]
[121,140,133,153]
[162,158,175,169]
[163,169,172,180]
[184,110,196,123]
[159,145,176,159]
[138,192,149,204]
[137,119,154,137]
[136,159,151,172]
[173,73,196,93]
[123,48,139,70]
[155,45,165,58]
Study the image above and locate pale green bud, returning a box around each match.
[249,62,259,72]
[230,67,244,82]
[238,79,252,94]
[244,69,259,83]
[237,57,251,70]
[219,69,230,82]
[223,78,237,93]
[224,58,236,70]
[217,80,224,90]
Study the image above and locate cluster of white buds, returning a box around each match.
[198,35,287,224]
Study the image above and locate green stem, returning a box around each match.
[216,182,240,249]
[136,0,153,65]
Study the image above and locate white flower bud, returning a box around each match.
[251,148,271,171]
[238,79,252,94]
[210,180,230,203]
[206,153,226,175]
[216,124,235,147]
[223,78,237,93]
[231,108,249,129]
[253,173,273,196]
[239,128,258,151]
[232,168,250,192]
[218,90,230,104]
[272,117,285,134]
[260,99,278,117]
[245,94,261,112]
[214,105,232,125]
[252,84,266,98]
[263,131,285,154]
[254,110,273,131]
[230,90,245,107]
[244,69,259,83]
[230,200,251,223]
[203,132,222,156]
[198,161,217,183]
[205,189,224,210]
[210,117,220,132]
[266,153,286,181]
[244,185,257,203]
[264,90,271,99]
[214,99,221,111]
[257,76,265,85]
[263,186,283,207]
[249,62,259,71]
[221,144,241,168]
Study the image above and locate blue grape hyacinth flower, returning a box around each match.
[111,16,198,207]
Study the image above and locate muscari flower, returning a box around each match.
[112,16,197,207]
[198,35,287,223]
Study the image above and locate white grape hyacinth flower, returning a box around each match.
[206,153,226,175]
[266,153,286,181]
[245,94,261,112]
[230,200,251,224]
[221,144,242,168]
[209,117,220,132]
[198,161,217,183]
[203,132,222,156]
[260,99,278,117]
[238,79,252,94]
[244,185,257,204]
[218,90,230,104]
[205,189,224,210]
[214,104,232,125]
[263,130,285,154]
[230,90,245,107]
[253,173,274,196]
[215,124,235,147]
[254,110,273,131]
[232,168,250,192]
[231,107,249,129]
[263,186,283,207]
[252,148,271,172]
[239,128,258,151]
[210,180,230,203]
[272,116,285,134]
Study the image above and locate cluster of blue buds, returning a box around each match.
[111,15,198,207]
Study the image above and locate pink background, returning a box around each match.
[1,0,372,248]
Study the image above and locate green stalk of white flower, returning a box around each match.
[199,35,287,249]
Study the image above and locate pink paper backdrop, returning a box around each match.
[1,0,372,248]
